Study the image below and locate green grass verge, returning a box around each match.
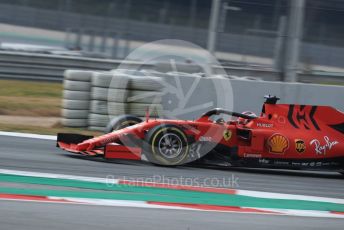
[0,79,102,136]
[0,79,62,116]
[0,79,62,98]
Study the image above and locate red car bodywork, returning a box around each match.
[57,98,344,171]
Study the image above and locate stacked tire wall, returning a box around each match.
[62,70,93,128]
[88,71,164,131]
[62,69,205,131]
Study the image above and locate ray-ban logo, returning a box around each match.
[310,136,339,155]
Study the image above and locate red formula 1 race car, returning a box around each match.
[57,96,344,174]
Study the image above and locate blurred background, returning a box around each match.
[0,0,344,134]
[0,0,343,82]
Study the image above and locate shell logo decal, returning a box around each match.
[267,134,289,154]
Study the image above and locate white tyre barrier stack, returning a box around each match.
[61,70,93,128]
[63,90,91,100]
[108,73,164,118]
[88,72,116,131]
[61,70,168,131]
[107,89,162,103]
[88,114,112,129]
[87,71,165,131]
[62,100,89,110]
[91,87,108,101]
[90,86,162,103]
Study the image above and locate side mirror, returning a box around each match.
[264,95,280,104]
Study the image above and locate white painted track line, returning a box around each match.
[0,131,56,140]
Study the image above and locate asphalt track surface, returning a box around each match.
[0,135,344,229]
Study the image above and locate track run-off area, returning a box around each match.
[0,131,344,229]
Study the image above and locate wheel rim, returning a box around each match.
[158,133,183,159]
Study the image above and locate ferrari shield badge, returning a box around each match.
[223,129,232,141]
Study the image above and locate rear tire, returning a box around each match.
[143,124,189,166]
[105,115,143,133]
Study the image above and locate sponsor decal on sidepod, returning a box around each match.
[295,139,306,153]
[257,123,273,128]
[310,136,339,155]
[267,134,289,154]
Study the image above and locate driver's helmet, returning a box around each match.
[237,111,257,125]
[215,117,226,124]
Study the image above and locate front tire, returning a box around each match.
[105,115,142,133]
[144,124,190,166]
